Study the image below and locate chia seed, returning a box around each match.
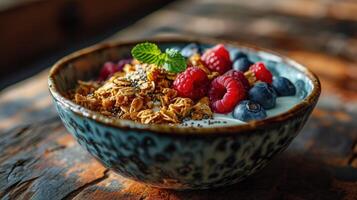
[125,65,148,88]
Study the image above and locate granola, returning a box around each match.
[69,60,213,124]
[68,42,287,125]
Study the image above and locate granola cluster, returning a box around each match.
[69,59,213,124]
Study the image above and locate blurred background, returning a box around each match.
[0,0,174,89]
[0,0,356,93]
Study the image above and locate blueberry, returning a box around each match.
[169,46,181,52]
[230,50,248,61]
[229,48,239,59]
[233,100,267,122]
[233,57,253,72]
[248,82,277,109]
[272,77,296,96]
[181,43,202,58]
[295,80,307,99]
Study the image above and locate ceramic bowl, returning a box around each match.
[48,37,321,190]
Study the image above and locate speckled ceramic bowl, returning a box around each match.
[48,37,321,190]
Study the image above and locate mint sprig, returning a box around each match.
[131,42,186,73]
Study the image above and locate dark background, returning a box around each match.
[0,0,174,89]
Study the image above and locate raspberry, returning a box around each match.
[202,44,232,74]
[98,59,131,81]
[249,62,273,84]
[99,62,118,81]
[213,44,230,60]
[209,75,246,113]
[224,69,250,92]
[173,67,209,100]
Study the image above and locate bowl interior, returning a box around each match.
[53,41,313,100]
[49,39,319,134]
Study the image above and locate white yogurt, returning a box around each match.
[180,96,301,128]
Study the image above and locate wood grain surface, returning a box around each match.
[1,0,357,199]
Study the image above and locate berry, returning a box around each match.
[224,70,250,91]
[98,59,131,81]
[202,44,232,74]
[233,100,267,122]
[181,43,202,58]
[249,62,273,83]
[233,57,253,72]
[173,67,209,100]
[99,62,119,81]
[295,80,307,99]
[248,82,277,109]
[230,50,248,61]
[209,75,246,113]
[117,59,132,71]
[212,44,231,60]
[272,77,296,96]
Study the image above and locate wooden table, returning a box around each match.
[1,0,357,199]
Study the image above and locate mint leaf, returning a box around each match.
[131,42,162,64]
[162,49,187,73]
[131,42,187,73]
